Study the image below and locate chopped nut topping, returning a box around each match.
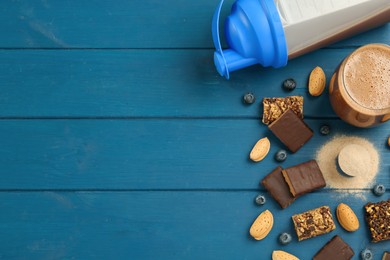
[292,206,336,241]
[262,96,304,125]
[365,199,390,242]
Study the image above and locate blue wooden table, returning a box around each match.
[0,1,389,259]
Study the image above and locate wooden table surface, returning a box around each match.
[0,1,389,259]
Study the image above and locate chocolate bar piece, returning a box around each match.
[313,235,354,260]
[282,160,326,197]
[292,206,336,241]
[261,166,296,209]
[262,96,303,125]
[268,109,313,153]
[383,252,390,260]
[365,199,390,242]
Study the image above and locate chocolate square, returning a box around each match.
[268,109,313,153]
[313,235,354,260]
[282,160,326,197]
[365,199,390,242]
[292,206,336,241]
[383,252,390,260]
[261,166,296,209]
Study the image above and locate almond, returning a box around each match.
[336,203,359,232]
[272,250,300,260]
[249,209,273,240]
[249,137,270,162]
[308,66,326,96]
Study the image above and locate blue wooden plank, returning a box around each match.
[0,1,387,259]
[0,191,388,259]
[0,119,387,190]
[0,48,382,117]
[0,0,219,48]
[0,1,388,48]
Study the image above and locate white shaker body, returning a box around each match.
[275,0,390,58]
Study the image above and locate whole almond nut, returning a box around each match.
[249,209,273,240]
[336,203,359,232]
[308,66,326,96]
[272,250,300,260]
[250,137,270,162]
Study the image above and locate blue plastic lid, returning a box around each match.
[212,0,288,79]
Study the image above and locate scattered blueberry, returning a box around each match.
[373,184,386,196]
[278,232,292,245]
[275,149,287,162]
[361,248,373,260]
[320,125,331,135]
[243,93,256,104]
[255,195,266,205]
[282,78,296,91]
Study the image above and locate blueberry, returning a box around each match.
[275,149,287,162]
[255,195,266,205]
[279,232,292,245]
[320,125,331,135]
[361,248,373,260]
[373,184,386,196]
[282,78,296,91]
[243,93,255,104]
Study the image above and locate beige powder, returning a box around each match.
[316,135,379,189]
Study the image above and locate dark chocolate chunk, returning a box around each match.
[292,206,336,241]
[268,109,313,153]
[261,166,296,209]
[313,235,354,260]
[365,199,390,242]
[282,160,326,197]
[383,251,390,260]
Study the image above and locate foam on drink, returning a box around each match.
[343,44,390,110]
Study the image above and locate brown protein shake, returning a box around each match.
[329,44,390,127]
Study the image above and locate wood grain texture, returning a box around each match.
[0,191,388,259]
[0,1,389,258]
[0,48,378,117]
[0,119,387,190]
[0,0,388,48]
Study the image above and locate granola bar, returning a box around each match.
[262,96,303,125]
[292,206,336,241]
[365,199,390,242]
